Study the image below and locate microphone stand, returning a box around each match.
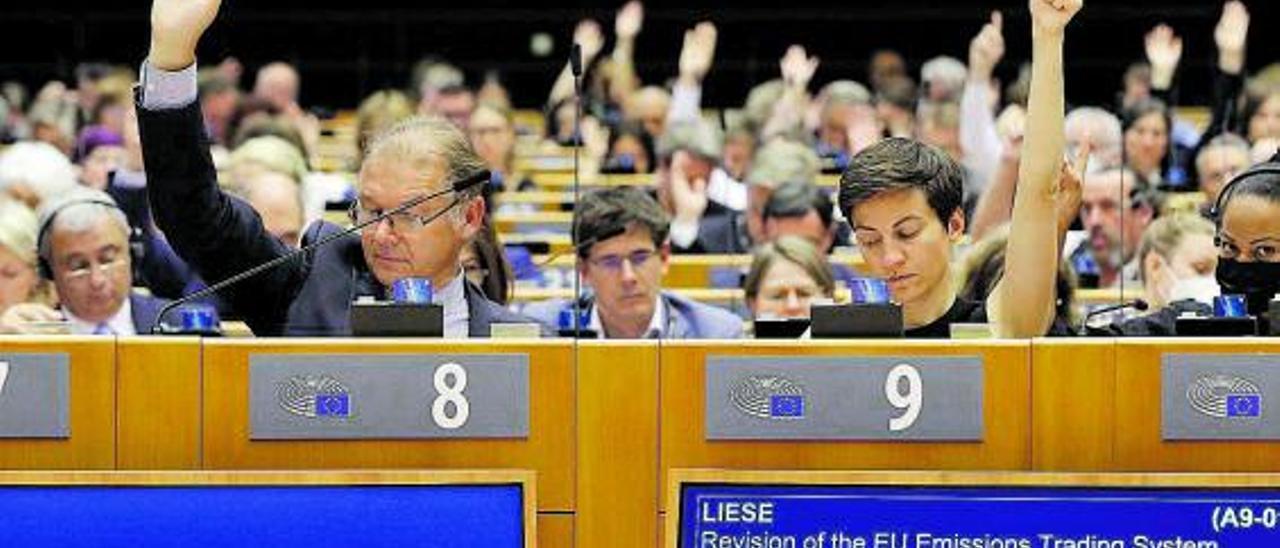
[152,171,489,334]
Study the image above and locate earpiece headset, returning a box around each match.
[36,197,144,281]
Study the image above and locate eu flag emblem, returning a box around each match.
[315,394,350,417]
[1226,394,1262,418]
[770,395,804,418]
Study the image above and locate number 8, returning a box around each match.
[431,362,469,429]
[885,363,922,432]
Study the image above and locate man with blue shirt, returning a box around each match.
[526,187,744,339]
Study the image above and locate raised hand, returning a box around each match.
[969,11,1005,82]
[668,151,710,224]
[615,1,644,41]
[1029,0,1083,37]
[574,19,606,64]
[1055,139,1089,234]
[1214,0,1250,74]
[1144,24,1182,88]
[678,22,718,83]
[779,45,819,90]
[149,0,223,70]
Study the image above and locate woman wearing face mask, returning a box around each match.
[1099,154,1280,335]
[1136,214,1218,311]
[744,236,835,323]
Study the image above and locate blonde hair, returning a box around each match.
[1135,213,1215,283]
[743,236,836,300]
[0,198,37,265]
[356,89,415,164]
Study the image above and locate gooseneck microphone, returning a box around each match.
[1078,298,1149,335]
[152,170,491,334]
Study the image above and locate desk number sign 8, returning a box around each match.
[885,363,922,432]
[431,362,469,429]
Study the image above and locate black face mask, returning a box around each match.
[1216,258,1280,315]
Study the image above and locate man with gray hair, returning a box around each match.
[1065,106,1124,172]
[134,0,540,337]
[0,188,174,335]
[1195,132,1251,203]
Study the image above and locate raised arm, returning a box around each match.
[547,19,605,108]
[606,1,644,105]
[987,0,1082,338]
[668,21,718,124]
[140,0,303,332]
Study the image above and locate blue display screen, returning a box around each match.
[680,483,1280,548]
[0,484,523,547]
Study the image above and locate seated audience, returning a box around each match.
[836,0,1081,338]
[0,188,190,335]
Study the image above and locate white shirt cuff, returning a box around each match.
[669,217,700,249]
[139,61,198,110]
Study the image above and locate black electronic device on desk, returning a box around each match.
[1174,294,1261,337]
[350,300,444,337]
[811,303,904,339]
[753,318,812,339]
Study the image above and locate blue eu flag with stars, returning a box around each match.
[1226,394,1261,418]
[770,395,804,418]
[315,394,350,417]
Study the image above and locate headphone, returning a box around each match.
[1208,152,1280,223]
[36,197,144,281]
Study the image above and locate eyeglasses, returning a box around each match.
[347,196,454,231]
[63,255,127,281]
[588,249,656,273]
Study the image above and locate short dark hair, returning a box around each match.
[763,182,833,230]
[574,186,670,258]
[837,137,962,225]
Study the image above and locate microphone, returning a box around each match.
[569,42,586,333]
[152,170,491,334]
[534,223,626,268]
[570,43,584,78]
[1079,298,1149,335]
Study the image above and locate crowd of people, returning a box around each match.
[0,0,1277,339]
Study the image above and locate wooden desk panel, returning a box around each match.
[539,514,573,548]
[0,337,114,469]
[658,340,1032,512]
[1031,339,1116,471]
[117,337,202,470]
[1114,339,1280,472]
[576,341,660,548]
[200,339,575,511]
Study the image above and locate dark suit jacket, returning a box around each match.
[137,101,540,337]
[673,202,751,255]
[129,291,168,334]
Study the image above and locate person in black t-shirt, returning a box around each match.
[836,0,1083,339]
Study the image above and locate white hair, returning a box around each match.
[35,187,130,262]
[1065,107,1123,170]
[0,141,77,205]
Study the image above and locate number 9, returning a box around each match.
[885,363,922,432]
